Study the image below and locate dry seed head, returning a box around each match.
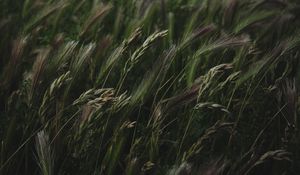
[196,64,233,100]
[111,92,131,111]
[194,102,230,114]
[247,150,292,173]
[49,71,72,96]
[127,27,142,44]
[39,71,72,118]
[185,121,233,160]
[129,30,168,64]
[73,88,115,108]
[79,105,94,124]
[121,121,136,129]
[142,161,155,172]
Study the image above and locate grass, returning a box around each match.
[0,0,300,174]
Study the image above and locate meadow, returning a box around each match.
[0,0,300,174]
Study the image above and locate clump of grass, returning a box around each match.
[0,0,300,174]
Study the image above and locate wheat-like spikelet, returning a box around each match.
[196,64,233,100]
[95,27,142,85]
[72,88,131,118]
[39,71,72,120]
[194,102,230,114]
[126,30,168,71]
[111,92,131,112]
[256,150,292,164]
[184,121,233,161]
[73,88,114,107]
[245,150,292,174]
[141,161,155,172]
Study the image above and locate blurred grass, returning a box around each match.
[0,0,300,174]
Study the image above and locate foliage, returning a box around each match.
[0,0,300,174]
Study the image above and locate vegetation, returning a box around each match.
[0,0,300,174]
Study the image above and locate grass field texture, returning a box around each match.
[1,0,300,174]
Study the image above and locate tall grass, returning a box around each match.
[0,0,300,174]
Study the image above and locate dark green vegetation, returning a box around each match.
[1,0,300,174]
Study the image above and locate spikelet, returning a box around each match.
[197,64,233,100]
[39,71,72,120]
[126,30,168,71]
[194,102,230,114]
[184,121,233,161]
[73,88,115,109]
[111,92,131,112]
[245,150,292,174]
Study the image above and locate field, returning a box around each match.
[0,0,300,174]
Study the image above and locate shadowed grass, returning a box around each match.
[0,0,300,175]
